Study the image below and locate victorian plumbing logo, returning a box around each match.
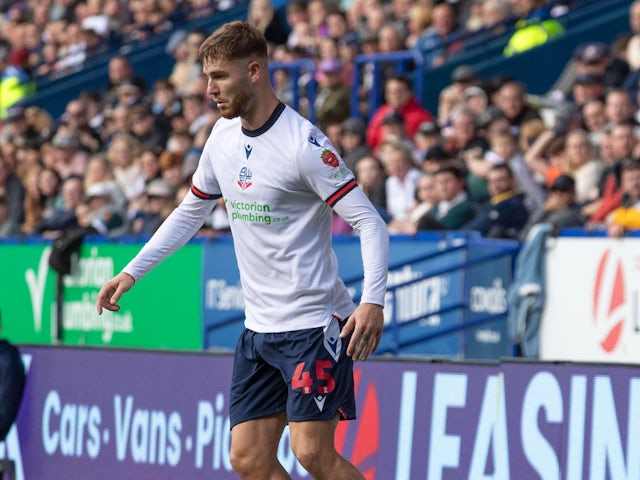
[592,248,630,353]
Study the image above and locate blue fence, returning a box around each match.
[202,232,520,360]
[269,59,318,123]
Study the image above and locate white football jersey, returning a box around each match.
[124,103,388,332]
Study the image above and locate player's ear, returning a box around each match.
[247,59,262,83]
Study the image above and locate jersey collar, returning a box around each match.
[241,102,286,137]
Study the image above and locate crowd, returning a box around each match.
[0,0,639,242]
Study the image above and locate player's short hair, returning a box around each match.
[199,21,268,65]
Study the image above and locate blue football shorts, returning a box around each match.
[229,315,356,428]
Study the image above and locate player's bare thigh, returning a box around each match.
[230,413,288,472]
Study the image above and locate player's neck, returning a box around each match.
[241,90,280,131]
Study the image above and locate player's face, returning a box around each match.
[203,57,255,119]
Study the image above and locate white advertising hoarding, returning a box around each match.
[541,237,640,362]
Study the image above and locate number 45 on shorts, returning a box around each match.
[291,361,335,395]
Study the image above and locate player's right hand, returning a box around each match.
[96,272,136,314]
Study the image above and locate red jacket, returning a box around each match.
[366,97,434,149]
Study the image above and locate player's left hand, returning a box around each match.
[340,303,383,361]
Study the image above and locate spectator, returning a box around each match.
[564,129,603,205]
[481,0,513,33]
[54,23,87,74]
[101,104,131,143]
[447,106,489,166]
[114,81,144,108]
[314,58,350,131]
[84,154,127,213]
[604,88,636,127]
[0,155,24,226]
[159,150,185,190]
[413,120,443,165]
[413,3,462,68]
[37,167,63,223]
[131,178,176,237]
[417,162,477,230]
[575,42,629,91]
[377,111,416,155]
[307,0,330,39]
[378,23,405,55]
[21,166,43,235]
[354,154,388,220]
[340,117,372,172]
[106,133,145,203]
[438,64,479,125]
[0,196,22,238]
[285,0,309,48]
[139,148,163,186]
[129,102,171,152]
[323,120,343,154]
[50,129,89,179]
[336,32,360,86]
[76,181,127,238]
[78,91,105,133]
[150,78,182,118]
[519,174,584,239]
[78,0,115,38]
[581,98,608,146]
[317,36,339,62]
[585,122,636,224]
[326,10,350,43]
[606,158,640,237]
[389,171,438,235]
[494,80,541,134]
[34,175,84,238]
[625,0,640,69]
[102,55,146,108]
[422,145,452,173]
[168,29,206,95]
[462,85,489,119]
[382,140,421,224]
[552,41,629,100]
[385,0,413,38]
[1,105,42,152]
[570,73,606,108]
[366,74,434,150]
[61,99,102,154]
[464,163,529,239]
[247,0,289,47]
[492,129,546,211]
[524,129,567,187]
[405,4,432,49]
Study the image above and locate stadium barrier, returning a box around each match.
[1,233,518,360]
[201,232,519,359]
[4,344,640,479]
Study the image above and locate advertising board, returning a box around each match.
[0,242,202,350]
[541,237,640,362]
[5,346,638,479]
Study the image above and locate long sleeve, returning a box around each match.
[333,186,389,306]
[122,192,216,281]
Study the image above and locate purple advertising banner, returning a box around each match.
[3,346,640,479]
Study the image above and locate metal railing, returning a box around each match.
[350,50,425,120]
[203,234,520,359]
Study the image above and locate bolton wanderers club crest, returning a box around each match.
[238,166,253,190]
